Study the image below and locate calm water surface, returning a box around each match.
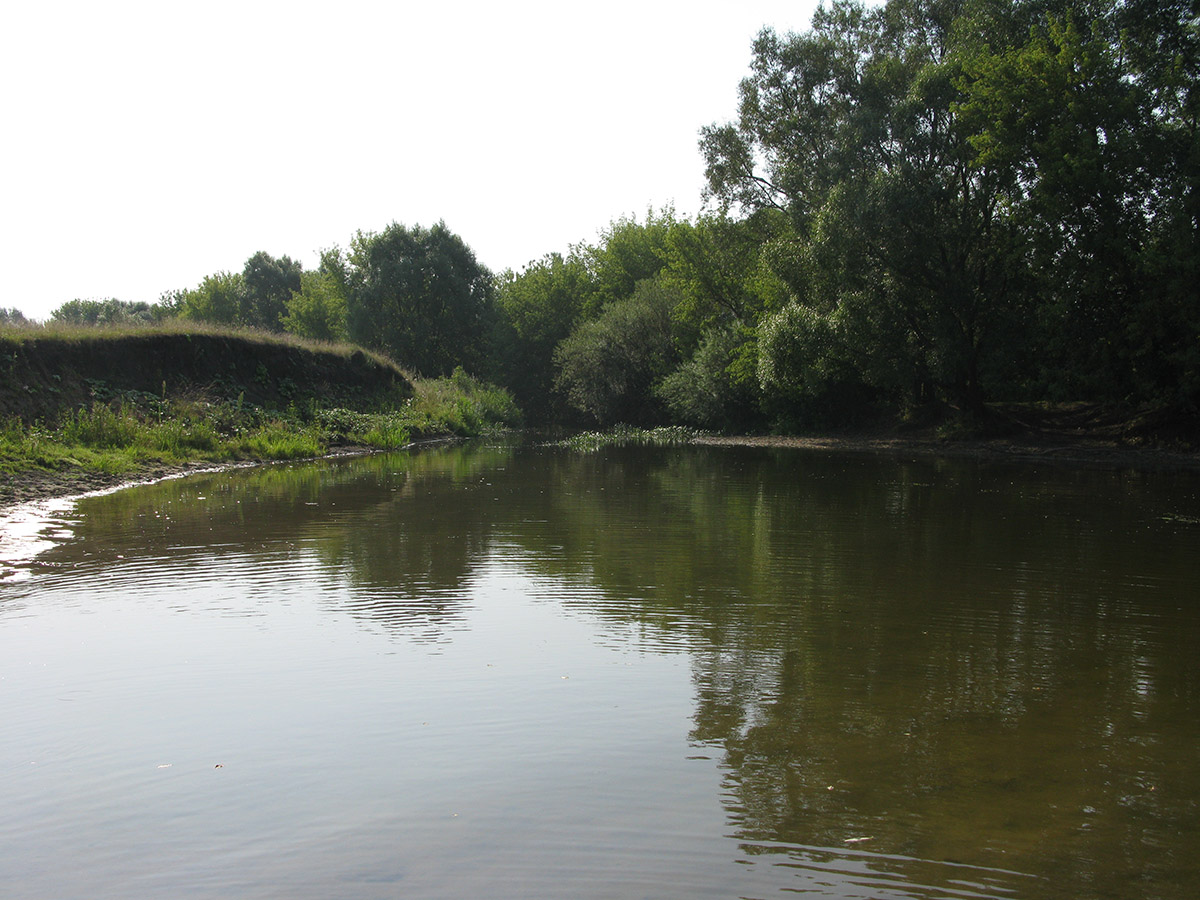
[1,441,1198,899]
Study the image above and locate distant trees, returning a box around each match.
[52,298,170,327]
[175,252,302,332]
[493,252,591,421]
[178,271,247,326]
[283,268,348,343]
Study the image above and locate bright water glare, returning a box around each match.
[1,440,1198,899]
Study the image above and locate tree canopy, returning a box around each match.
[702,0,1199,415]
[343,222,495,376]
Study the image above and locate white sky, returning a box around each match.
[1,1,819,320]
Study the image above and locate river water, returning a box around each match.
[1,440,1198,899]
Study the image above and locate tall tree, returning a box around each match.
[243,251,303,332]
[702,0,1032,412]
[345,222,494,376]
[494,252,592,421]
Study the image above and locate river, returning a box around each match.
[1,439,1198,899]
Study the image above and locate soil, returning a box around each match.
[0,461,234,510]
[0,331,412,425]
[697,402,1200,471]
[694,431,1200,470]
[0,447,378,511]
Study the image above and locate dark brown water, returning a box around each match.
[1,440,1198,899]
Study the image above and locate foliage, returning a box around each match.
[655,324,763,431]
[283,270,349,342]
[493,252,591,421]
[694,0,1200,418]
[0,366,519,479]
[242,251,303,332]
[577,208,677,314]
[405,368,522,436]
[50,299,168,327]
[178,271,249,327]
[344,222,495,377]
[553,276,682,426]
[174,251,306,333]
[956,0,1200,405]
[702,0,1035,411]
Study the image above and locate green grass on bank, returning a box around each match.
[0,368,522,479]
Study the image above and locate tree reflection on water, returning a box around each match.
[45,439,1200,896]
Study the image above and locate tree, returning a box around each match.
[554,275,682,425]
[51,298,166,326]
[243,251,303,331]
[957,0,1200,404]
[494,252,592,421]
[345,222,495,376]
[178,272,248,326]
[578,209,678,315]
[701,0,1033,412]
[283,270,348,342]
[656,323,763,431]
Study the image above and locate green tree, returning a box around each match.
[243,251,303,332]
[345,222,495,376]
[655,323,763,430]
[51,298,166,327]
[554,275,682,425]
[958,0,1200,404]
[178,272,248,326]
[283,270,348,342]
[578,209,677,315]
[493,252,592,421]
[701,0,1033,413]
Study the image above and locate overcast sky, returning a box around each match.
[2,1,820,320]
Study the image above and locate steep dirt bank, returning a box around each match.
[0,329,412,423]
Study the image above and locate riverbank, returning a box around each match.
[695,432,1200,471]
[5,422,1197,512]
[0,449,378,509]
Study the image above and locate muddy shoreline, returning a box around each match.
[0,447,380,511]
[694,433,1200,471]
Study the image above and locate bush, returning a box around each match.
[656,325,762,431]
[553,276,680,426]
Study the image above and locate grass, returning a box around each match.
[0,367,522,479]
[0,318,393,367]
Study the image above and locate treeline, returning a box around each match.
[25,0,1200,432]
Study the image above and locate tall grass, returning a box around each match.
[0,367,522,478]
